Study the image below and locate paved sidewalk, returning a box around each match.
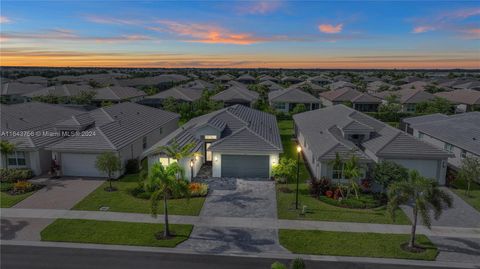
[2,208,480,239]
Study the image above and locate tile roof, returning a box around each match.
[293,105,451,161]
[146,86,203,102]
[23,84,93,98]
[143,105,282,156]
[93,86,146,101]
[408,112,480,155]
[211,83,259,103]
[373,88,435,104]
[268,87,320,103]
[320,88,381,103]
[435,89,480,105]
[1,82,44,95]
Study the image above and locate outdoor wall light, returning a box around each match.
[214,156,218,162]
[190,159,194,168]
[296,146,302,153]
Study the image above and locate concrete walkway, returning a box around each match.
[2,208,480,239]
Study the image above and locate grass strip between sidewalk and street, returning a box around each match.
[279,229,438,260]
[41,219,193,248]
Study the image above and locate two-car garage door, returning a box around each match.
[61,153,103,177]
[221,154,269,178]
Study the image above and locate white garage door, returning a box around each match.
[61,153,103,177]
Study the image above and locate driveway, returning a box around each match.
[178,178,287,254]
[401,187,480,228]
[13,177,104,210]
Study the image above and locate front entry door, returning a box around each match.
[205,142,212,164]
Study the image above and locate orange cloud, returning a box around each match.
[318,24,343,34]
[461,28,480,39]
[152,20,266,45]
[0,16,12,24]
[412,25,435,33]
[236,0,283,15]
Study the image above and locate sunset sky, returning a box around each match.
[1,0,479,69]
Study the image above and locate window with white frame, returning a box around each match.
[332,163,344,180]
[274,102,286,109]
[461,149,467,159]
[444,143,453,153]
[8,151,26,166]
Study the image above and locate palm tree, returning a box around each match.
[343,154,361,199]
[159,141,196,161]
[329,152,345,198]
[387,170,453,250]
[145,162,189,239]
[0,140,16,169]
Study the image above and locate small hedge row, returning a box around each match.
[0,168,34,183]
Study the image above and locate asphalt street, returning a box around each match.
[1,245,472,269]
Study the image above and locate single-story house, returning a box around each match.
[0,102,87,175]
[143,105,283,181]
[182,79,216,91]
[236,74,256,84]
[308,75,332,86]
[140,86,203,107]
[93,86,146,104]
[118,74,189,89]
[211,82,259,107]
[258,75,279,83]
[1,82,44,104]
[373,88,436,112]
[281,76,303,84]
[214,74,236,83]
[43,102,179,178]
[326,81,356,90]
[367,81,393,93]
[16,76,49,86]
[293,105,452,185]
[268,87,320,113]
[320,87,382,112]
[23,84,94,100]
[403,112,480,170]
[435,89,480,113]
[258,80,284,92]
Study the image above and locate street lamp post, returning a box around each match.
[296,145,302,210]
[190,159,194,180]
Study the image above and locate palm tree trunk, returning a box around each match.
[163,192,170,238]
[409,206,418,249]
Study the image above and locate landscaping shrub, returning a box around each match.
[1,182,13,192]
[308,177,331,198]
[290,258,306,269]
[125,159,139,174]
[0,168,34,183]
[13,181,33,193]
[271,261,287,269]
[188,183,208,197]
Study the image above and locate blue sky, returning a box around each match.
[1,1,479,68]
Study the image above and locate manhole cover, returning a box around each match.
[99,206,110,211]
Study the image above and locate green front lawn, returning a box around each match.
[450,179,480,212]
[279,229,438,260]
[277,183,410,224]
[0,191,34,208]
[277,120,409,224]
[73,174,205,215]
[1,182,36,208]
[41,219,192,247]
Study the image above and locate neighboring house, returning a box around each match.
[1,82,44,104]
[0,102,87,175]
[211,82,259,107]
[293,105,452,185]
[236,74,256,84]
[45,102,179,178]
[16,76,49,86]
[118,74,189,89]
[367,81,393,93]
[258,75,279,83]
[403,112,480,170]
[326,81,356,90]
[452,80,480,91]
[141,86,203,107]
[400,81,429,91]
[215,74,236,83]
[281,76,303,84]
[258,80,284,92]
[435,89,480,112]
[308,75,332,86]
[93,86,146,104]
[182,79,215,91]
[268,87,320,113]
[143,105,282,180]
[23,84,94,100]
[290,81,327,95]
[374,88,436,112]
[319,88,381,112]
